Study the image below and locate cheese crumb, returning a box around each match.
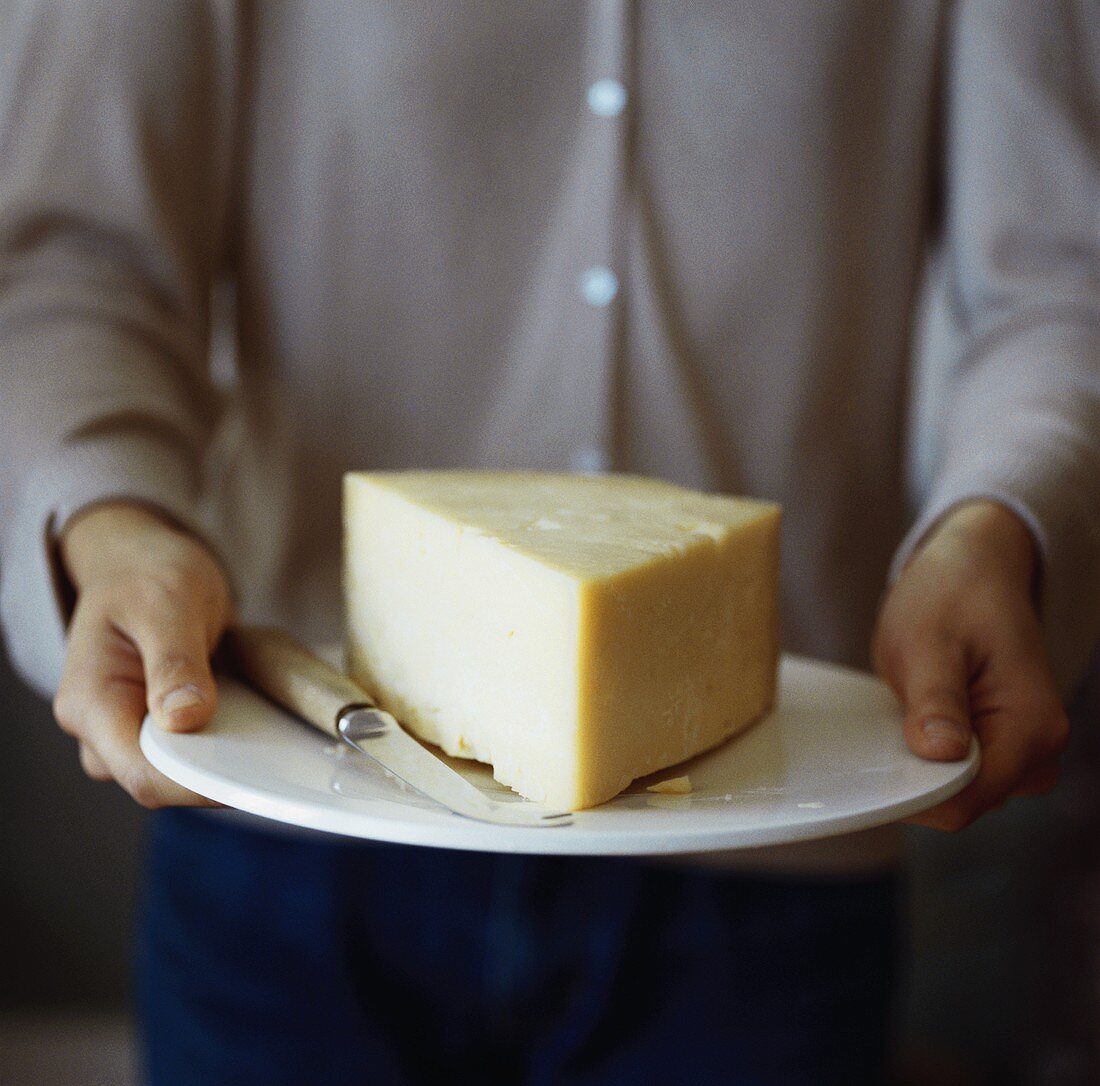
[647,775,692,795]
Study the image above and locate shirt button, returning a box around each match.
[579,266,619,307]
[571,446,610,474]
[587,78,627,118]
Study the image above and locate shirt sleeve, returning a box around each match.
[0,0,241,697]
[891,0,1100,694]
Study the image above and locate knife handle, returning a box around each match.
[220,625,373,739]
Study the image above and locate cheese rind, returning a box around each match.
[343,471,780,810]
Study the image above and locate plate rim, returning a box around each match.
[139,653,980,856]
[141,722,979,854]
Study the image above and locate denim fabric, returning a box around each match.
[137,810,898,1085]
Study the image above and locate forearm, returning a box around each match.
[0,0,240,695]
[901,1,1100,692]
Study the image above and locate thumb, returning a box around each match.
[122,591,222,734]
[888,636,973,762]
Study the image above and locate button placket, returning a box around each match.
[571,0,631,475]
[469,1,633,474]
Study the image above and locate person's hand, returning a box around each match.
[873,499,1069,831]
[52,501,234,807]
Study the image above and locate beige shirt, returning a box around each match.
[2,2,1099,871]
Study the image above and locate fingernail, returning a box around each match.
[160,685,205,725]
[922,716,969,751]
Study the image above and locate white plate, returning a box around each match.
[140,654,978,856]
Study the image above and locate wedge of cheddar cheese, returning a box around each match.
[343,471,780,810]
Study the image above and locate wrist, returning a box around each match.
[60,500,200,591]
[914,499,1039,599]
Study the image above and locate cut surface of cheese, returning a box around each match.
[343,471,781,810]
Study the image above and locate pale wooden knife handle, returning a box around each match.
[221,625,374,739]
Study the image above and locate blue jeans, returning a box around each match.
[137,810,898,1085]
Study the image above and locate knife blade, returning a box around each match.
[220,625,573,828]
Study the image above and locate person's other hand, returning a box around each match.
[52,501,234,807]
[872,499,1069,831]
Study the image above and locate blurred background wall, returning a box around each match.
[1,649,143,1083]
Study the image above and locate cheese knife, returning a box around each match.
[220,625,573,828]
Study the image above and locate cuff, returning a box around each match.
[0,429,232,698]
[887,487,1048,591]
[892,314,1100,695]
[889,464,1100,698]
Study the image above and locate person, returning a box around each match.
[1,3,1097,1083]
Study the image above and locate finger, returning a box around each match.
[889,632,973,761]
[1013,757,1061,798]
[908,729,1028,830]
[119,585,220,734]
[907,706,1037,829]
[907,663,1065,831]
[78,742,112,782]
[87,699,218,808]
[58,604,218,808]
[55,594,146,738]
